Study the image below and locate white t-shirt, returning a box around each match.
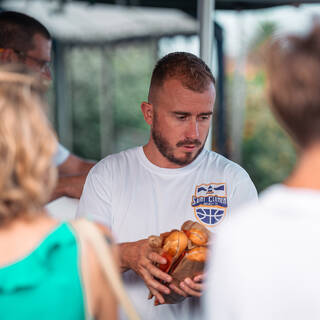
[77,146,257,320]
[205,184,320,320]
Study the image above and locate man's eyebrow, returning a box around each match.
[172,111,191,116]
[171,111,213,116]
[198,112,213,116]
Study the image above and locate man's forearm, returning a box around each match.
[50,174,87,200]
[58,154,95,176]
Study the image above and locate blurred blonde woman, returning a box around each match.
[0,65,117,320]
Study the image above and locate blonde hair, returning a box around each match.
[0,66,57,225]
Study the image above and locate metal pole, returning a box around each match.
[99,47,115,158]
[214,22,228,157]
[199,0,214,65]
[53,40,73,151]
[198,0,215,150]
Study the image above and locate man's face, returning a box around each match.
[23,33,52,81]
[150,78,215,168]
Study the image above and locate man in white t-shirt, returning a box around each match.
[0,11,95,201]
[77,52,257,319]
[205,23,320,320]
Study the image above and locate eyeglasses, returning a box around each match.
[4,48,51,72]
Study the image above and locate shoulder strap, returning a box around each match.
[72,219,140,320]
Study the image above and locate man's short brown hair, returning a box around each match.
[148,52,215,102]
[266,23,320,147]
[0,11,51,52]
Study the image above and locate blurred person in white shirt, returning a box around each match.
[205,21,320,320]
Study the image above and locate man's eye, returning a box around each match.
[199,115,210,121]
[176,115,187,120]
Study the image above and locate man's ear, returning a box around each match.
[141,101,154,125]
[0,48,17,63]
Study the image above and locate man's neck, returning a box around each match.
[285,143,320,190]
[143,141,183,169]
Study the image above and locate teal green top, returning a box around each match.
[0,223,86,320]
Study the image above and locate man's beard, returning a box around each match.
[151,125,206,166]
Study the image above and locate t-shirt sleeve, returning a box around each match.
[228,171,258,212]
[76,161,112,227]
[52,143,70,167]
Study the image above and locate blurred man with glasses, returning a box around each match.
[6,47,52,80]
[0,11,95,202]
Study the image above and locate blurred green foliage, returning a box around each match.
[66,43,154,161]
[250,21,278,51]
[241,69,296,193]
[68,48,102,160]
[113,44,153,130]
[112,44,154,152]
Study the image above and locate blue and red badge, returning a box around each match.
[191,183,227,227]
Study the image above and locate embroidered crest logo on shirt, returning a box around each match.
[191,183,227,227]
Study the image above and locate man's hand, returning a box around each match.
[169,273,205,298]
[119,239,173,304]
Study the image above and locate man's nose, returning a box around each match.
[186,119,200,139]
